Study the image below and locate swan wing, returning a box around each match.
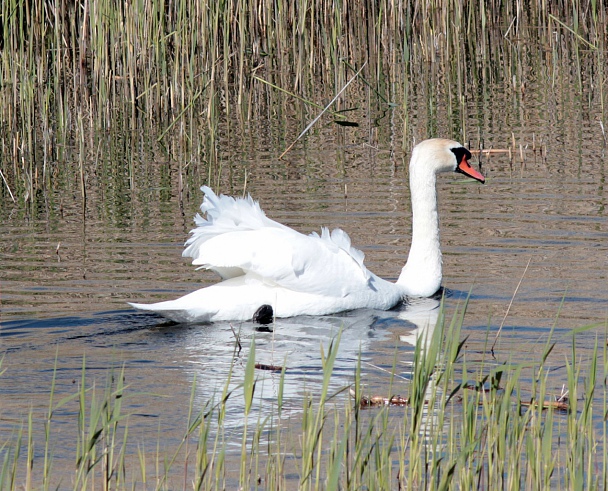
[182,187,372,296]
[182,186,290,257]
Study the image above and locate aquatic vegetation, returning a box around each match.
[1,302,606,489]
[0,1,606,203]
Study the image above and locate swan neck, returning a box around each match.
[397,165,442,296]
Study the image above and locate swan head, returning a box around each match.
[399,138,484,297]
[411,138,485,183]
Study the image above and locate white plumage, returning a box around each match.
[129,138,484,323]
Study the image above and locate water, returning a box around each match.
[2,35,608,487]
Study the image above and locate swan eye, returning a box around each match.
[450,146,472,166]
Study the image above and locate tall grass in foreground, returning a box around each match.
[1,303,606,490]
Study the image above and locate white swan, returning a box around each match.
[129,138,484,323]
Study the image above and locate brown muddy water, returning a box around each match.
[2,40,608,488]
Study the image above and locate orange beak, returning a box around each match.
[457,157,485,183]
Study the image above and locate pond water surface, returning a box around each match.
[1,34,608,488]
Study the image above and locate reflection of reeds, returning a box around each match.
[1,302,605,488]
[0,1,606,201]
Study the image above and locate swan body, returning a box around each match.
[129,138,484,323]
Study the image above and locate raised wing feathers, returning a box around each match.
[182,186,287,261]
[182,187,372,296]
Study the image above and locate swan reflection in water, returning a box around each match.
[179,297,441,437]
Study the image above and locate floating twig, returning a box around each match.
[350,388,409,408]
[520,399,569,412]
[359,394,409,408]
[254,363,284,372]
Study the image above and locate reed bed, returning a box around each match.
[1,1,607,203]
[1,303,606,490]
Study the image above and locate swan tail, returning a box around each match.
[128,301,157,312]
[128,301,213,324]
